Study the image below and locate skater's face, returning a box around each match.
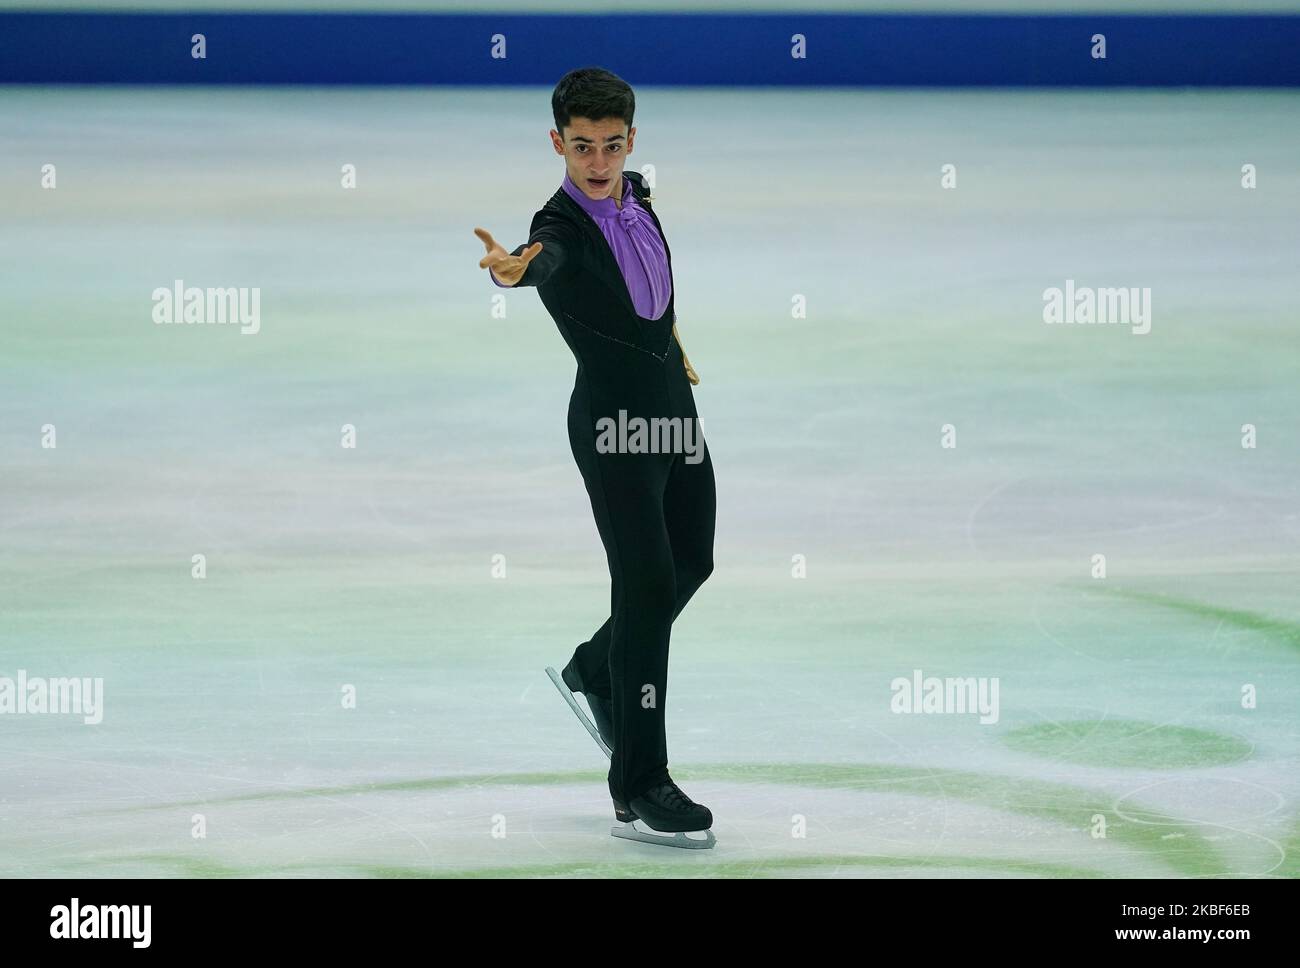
[552,116,635,201]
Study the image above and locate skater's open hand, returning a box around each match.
[475,227,542,287]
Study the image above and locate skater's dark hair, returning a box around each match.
[552,67,635,138]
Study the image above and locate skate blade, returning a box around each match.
[544,666,613,760]
[611,821,717,850]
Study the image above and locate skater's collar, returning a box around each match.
[561,171,638,223]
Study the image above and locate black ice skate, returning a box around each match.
[612,779,716,850]
[544,664,613,760]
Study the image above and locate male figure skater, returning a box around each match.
[473,67,716,848]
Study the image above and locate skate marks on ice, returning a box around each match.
[1002,719,1253,769]
[1096,587,1300,654]
[48,760,1292,878]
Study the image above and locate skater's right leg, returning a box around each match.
[568,451,679,800]
[593,462,678,803]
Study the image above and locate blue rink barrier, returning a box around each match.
[1,12,1297,86]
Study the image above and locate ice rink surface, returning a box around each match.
[1,87,1298,877]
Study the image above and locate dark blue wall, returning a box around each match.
[1,12,1297,85]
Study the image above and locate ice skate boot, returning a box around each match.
[611,778,716,849]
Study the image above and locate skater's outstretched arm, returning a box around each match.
[475,210,582,289]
